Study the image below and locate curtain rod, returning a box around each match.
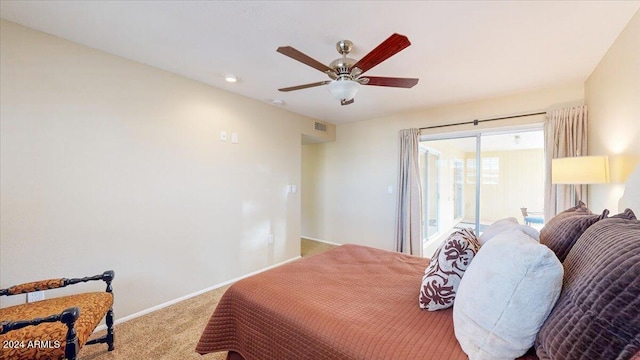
[419,111,546,131]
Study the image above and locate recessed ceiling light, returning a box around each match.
[272,99,285,106]
[225,74,238,83]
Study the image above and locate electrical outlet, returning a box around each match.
[268,234,274,244]
[27,291,45,303]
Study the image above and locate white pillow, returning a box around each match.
[479,217,540,245]
[453,229,563,360]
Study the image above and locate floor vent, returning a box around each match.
[314,122,327,132]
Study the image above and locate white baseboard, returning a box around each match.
[301,236,342,246]
[94,255,302,333]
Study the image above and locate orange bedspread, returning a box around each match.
[196,244,467,360]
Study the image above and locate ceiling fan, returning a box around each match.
[277,33,419,106]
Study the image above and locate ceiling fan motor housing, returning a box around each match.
[330,40,357,77]
[329,57,357,77]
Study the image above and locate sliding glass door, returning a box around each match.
[419,128,544,257]
[419,136,478,257]
[420,148,440,239]
[479,132,545,223]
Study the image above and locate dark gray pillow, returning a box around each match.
[535,213,640,360]
[543,201,592,229]
[540,209,608,262]
[611,208,638,221]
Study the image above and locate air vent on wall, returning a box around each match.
[314,122,327,132]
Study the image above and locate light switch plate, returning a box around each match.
[220,131,227,141]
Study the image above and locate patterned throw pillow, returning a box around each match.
[419,228,480,311]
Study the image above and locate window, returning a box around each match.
[466,157,500,184]
[466,158,476,184]
[482,157,500,184]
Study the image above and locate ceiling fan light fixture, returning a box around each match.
[328,80,360,101]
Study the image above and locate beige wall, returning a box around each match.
[301,144,322,237]
[585,10,640,213]
[0,20,335,318]
[302,84,584,249]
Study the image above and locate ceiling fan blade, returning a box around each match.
[278,81,331,92]
[341,98,355,106]
[352,33,411,75]
[363,76,419,88]
[277,46,334,74]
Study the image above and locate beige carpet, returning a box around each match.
[79,239,337,360]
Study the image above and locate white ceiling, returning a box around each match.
[1,1,638,125]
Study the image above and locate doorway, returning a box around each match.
[420,127,544,257]
[420,147,440,240]
[453,159,464,220]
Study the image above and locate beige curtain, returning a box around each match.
[395,128,423,256]
[544,106,588,221]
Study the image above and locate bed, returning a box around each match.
[196,166,640,360]
[196,244,467,360]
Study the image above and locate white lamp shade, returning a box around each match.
[328,80,360,101]
[552,156,610,184]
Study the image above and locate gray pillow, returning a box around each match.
[539,209,608,262]
[543,201,592,229]
[535,213,640,360]
[611,208,638,220]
